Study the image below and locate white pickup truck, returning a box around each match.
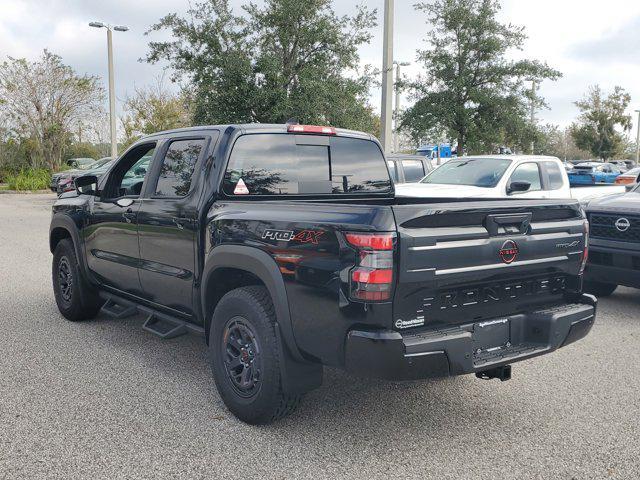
[395,155,625,202]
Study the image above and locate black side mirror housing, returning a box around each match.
[75,175,99,196]
[507,181,531,194]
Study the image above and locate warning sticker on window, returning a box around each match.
[234,178,249,195]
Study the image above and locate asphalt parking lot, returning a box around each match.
[0,193,639,479]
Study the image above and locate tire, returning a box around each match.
[209,286,301,425]
[583,280,618,297]
[52,238,103,321]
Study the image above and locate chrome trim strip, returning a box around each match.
[435,256,568,276]
[409,233,583,251]
[407,267,437,273]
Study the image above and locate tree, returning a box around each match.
[144,0,379,135]
[0,50,105,170]
[535,124,590,160]
[400,0,561,154]
[121,77,190,148]
[570,85,632,160]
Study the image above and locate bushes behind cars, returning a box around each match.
[6,168,51,191]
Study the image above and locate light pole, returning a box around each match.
[530,80,537,155]
[635,109,640,165]
[393,61,409,153]
[89,21,128,160]
[380,0,394,153]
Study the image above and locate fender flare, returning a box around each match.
[201,244,304,362]
[49,214,93,284]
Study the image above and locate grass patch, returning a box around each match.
[6,169,50,191]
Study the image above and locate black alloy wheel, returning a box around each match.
[222,317,263,398]
[57,256,73,303]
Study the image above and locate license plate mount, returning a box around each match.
[473,318,510,352]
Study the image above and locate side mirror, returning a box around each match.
[507,181,531,194]
[625,183,637,192]
[75,175,98,196]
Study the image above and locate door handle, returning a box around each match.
[485,213,532,236]
[172,217,192,230]
[123,209,136,224]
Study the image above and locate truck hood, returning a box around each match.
[586,191,640,214]
[395,183,498,198]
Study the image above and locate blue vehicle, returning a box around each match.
[416,143,453,159]
[568,162,621,186]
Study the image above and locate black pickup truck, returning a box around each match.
[50,124,596,424]
[584,185,640,295]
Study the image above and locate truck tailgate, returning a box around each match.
[391,199,587,329]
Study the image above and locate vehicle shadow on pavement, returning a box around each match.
[82,310,481,436]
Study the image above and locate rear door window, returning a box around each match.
[154,139,206,197]
[401,160,426,182]
[223,134,391,196]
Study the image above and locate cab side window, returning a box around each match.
[401,160,426,182]
[154,139,206,197]
[387,160,399,183]
[510,163,542,191]
[102,143,156,199]
[544,161,564,190]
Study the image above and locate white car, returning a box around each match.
[395,155,624,200]
[396,155,570,199]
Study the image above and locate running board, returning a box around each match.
[98,292,205,339]
[101,299,138,319]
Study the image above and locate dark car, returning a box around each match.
[386,154,432,184]
[66,157,96,169]
[51,157,112,193]
[56,157,114,195]
[50,123,595,424]
[584,184,640,296]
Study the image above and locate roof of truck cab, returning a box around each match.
[140,123,376,141]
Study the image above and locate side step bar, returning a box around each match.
[101,299,138,319]
[99,292,205,339]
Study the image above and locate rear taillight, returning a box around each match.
[345,232,395,302]
[580,220,589,274]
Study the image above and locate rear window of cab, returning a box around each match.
[223,134,392,196]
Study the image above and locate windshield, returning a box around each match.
[93,159,116,173]
[420,158,511,188]
[91,157,113,169]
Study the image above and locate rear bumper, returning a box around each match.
[344,294,597,381]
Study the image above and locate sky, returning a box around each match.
[1,0,639,137]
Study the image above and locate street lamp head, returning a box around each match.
[89,21,105,28]
[113,25,129,32]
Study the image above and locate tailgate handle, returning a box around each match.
[485,213,532,236]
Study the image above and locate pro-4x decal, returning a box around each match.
[262,230,295,242]
[262,229,324,245]
[292,230,324,244]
